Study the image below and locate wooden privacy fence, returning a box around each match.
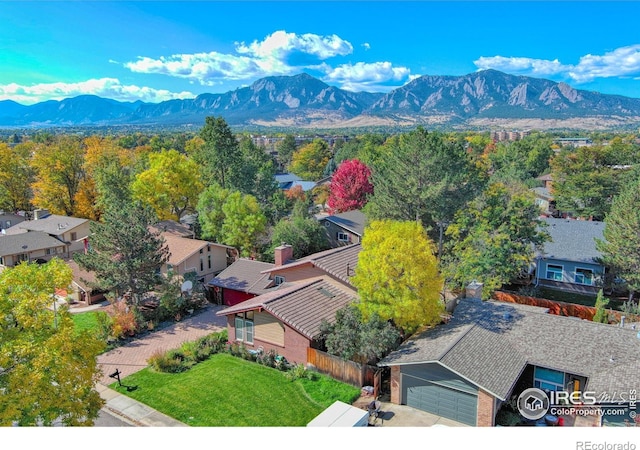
[307,348,378,388]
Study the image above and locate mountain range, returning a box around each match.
[2,70,640,130]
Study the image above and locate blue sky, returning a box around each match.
[1,1,640,105]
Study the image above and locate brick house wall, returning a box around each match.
[390,366,401,404]
[476,389,496,426]
[226,313,311,364]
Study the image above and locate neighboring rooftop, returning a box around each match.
[266,243,361,287]
[381,298,640,401]
[320,210,367,237]
[538,217,605,263]
[216,277,357,339]
[151,220,194,238]
[0,231,66,257]
[4,214,88,238]
[208,258,278,295]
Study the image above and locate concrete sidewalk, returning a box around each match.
[96,383,187,427]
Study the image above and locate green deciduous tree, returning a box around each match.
[319,304,400,364]
[276,134,297,169]
[221,191,267,257]
[197,183,231,243]
[596,172,640,301]
[289,139,332,181]
[550,146,621,220]
[352,220,444,334]
[131,149,204,221]
[74,200,169,307]
[270,200,329,259]
[443,182,549,299]
[0,258,104,426]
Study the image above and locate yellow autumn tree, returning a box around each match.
[0,258,105,425]
[30,136,86,216]
[131,149,204,221]
[352,220,444,334]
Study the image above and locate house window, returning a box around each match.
[337,232,349,242]
[200,258,204,272]
[574,268,594,285]
[534,367,565,392]
[208,254,211,269]
[45,248,52,255]
[0,257,4,265]
[235,312,254,344]
[199,248,203,254]
[545,264,563,282]
[70,232,77,241]
[274,275,285,286]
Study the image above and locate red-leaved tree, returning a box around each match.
[327,159,374,213]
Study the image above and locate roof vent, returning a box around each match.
[318,288,335,298]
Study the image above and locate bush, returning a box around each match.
[148,349,186,373]
[285,363,310,381]
[103,300,138,340]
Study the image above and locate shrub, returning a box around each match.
[95,310,113,341]
[285,363,309,381]
[104,300,138,339]
[148,349,186,373]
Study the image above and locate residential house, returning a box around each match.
[65,259,106,305]
[532,174,561,218]
[380,297,640,427]
[4,210,90,257]
[318,209,366,248]
[275,173,317,192]
[159,232,237,285]
[207,243,361,306]
[263,243,361,290]
[0,212,25,232]
[216,276,357,364]
[535,218,606,294]
[0,231,66,270]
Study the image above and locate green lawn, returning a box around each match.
[111,353,361,426]
[71,311,101,336]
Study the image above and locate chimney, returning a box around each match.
[274,244,293,266]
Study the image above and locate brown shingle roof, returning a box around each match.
[208,258,276,294]
[216,277,357,339]
[66,259,98,292]
[161,233,234,266]
[265,243,361,287]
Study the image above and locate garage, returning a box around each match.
[401,364,478,426]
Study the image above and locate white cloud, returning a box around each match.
[125,52,264,85]
[0,78,195,105]
[124,30,355,86]
[474,45,640,83]
[362,43,371,51]
[235,30,353,60]
[323,61,412,92]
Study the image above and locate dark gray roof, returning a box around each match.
[216,278,357,339]
[538,217,605,263]
[208,259,276,294]
[381,298,640,401]
[5,214,88,237]
[0,231,65,257]
[321,210,367,237]
[267,243,361,287]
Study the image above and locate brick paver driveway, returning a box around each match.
[97,303,226,385]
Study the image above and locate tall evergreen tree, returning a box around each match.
[198,116,241,189]
[365,128,482,244]
[596,172,640,301]
[74,200,169,307]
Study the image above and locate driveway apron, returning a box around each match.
[97,303,227,386]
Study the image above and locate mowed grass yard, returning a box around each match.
[110,353,361,426]
[71,311,101,336]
